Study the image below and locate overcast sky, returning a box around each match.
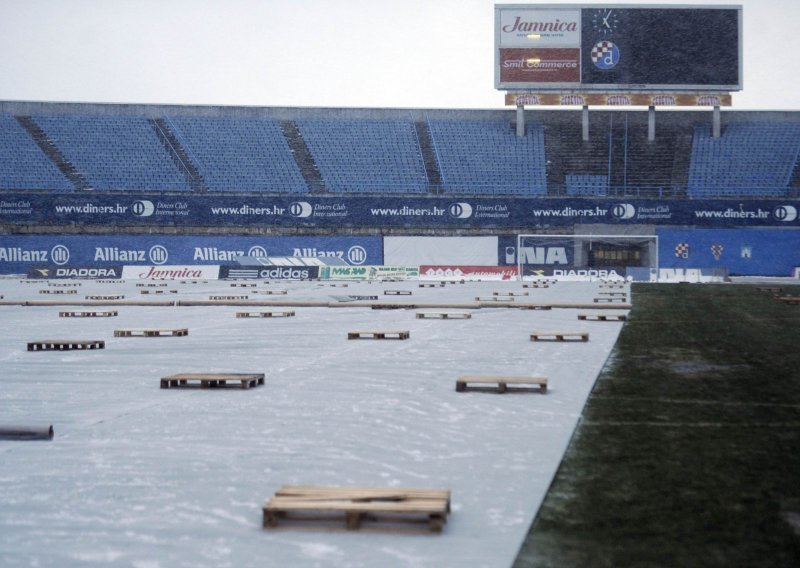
[0,0,796,110]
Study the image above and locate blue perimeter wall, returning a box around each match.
[2,231,800,276]
[0,235,382,275]
[657,228,800,276]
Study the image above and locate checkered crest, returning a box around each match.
[591,41,615,63]
[710,244,724,261]
[674,242,689,259]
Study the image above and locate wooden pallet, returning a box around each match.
[48,282,81,287]
[493,291,528,297]
[517,304,553,310]
[593,297,627,303]
[599,283,626,289]
[209,295,249,300]
[418,283,438,288]
[140,289,178,295]
[476,296,514,302]
[348,330,410,340]
[160,372,265,389]
[756,286,782,294]
[530,331,589,342]
[59,310,118,318]
[230,283,257,288]
[456,375,547,394]
[384,290,412,296]
[96,280,123,284]
[598,291,627,297]
[86,295,124,300]
[27,339,105,351]
[39,289,77,295]
[372,304,416,310]
[578,313,627,321]
[416,312,471,319]
[136,283,168,288]
[114,328,189,337]
[252,290,288,295]
[263,485,450,533]
[236,311,295,318]
[522,283,549,288]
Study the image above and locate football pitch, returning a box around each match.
[514,283,800,567]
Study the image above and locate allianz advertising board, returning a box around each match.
[1,193,799,228]
[0,235,381,274]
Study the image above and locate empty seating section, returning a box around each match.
[4,108,800,199]
[296,119,428,193]
[688,122,800,198]
[166,116,307,193]
[565,175,608,196]
[33,115,190,191]
[427,119,547,195]
[0,115,72,191]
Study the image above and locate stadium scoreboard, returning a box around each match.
[496,4,742,104]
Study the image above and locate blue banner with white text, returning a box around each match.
[0,235,381,274]
[1,193,799,228]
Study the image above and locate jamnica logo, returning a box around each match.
[137,266,204,279]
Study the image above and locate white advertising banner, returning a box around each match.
[384,237,498,266]
[121,265,220,280]
[498,8,581,47]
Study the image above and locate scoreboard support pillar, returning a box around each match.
[713,105,721,138]
[516,104,525,137]
[648,106,655,142]
[582,106,589,142]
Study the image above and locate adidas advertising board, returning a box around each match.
[219,266,320,280]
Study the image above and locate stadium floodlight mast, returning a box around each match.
[515,233,659,281]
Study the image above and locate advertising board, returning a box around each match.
[219,266,320,280]
[121,266,221,280]
[419,266,519,281]
[496,4,742,92]
[0,234,382,275]
[26,266,123,279]
[2,193,797,230]
[320,266,419,281]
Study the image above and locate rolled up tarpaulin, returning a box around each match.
[0,425,54,441]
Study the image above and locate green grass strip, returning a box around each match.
[514,284,800,567]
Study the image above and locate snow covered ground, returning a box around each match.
[0,278,628,568]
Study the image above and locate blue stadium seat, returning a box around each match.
[166,116,308,193]
[296,119,428,193]
[33,114,191,192]
[427,119,547,196]
[565,174,609,196]
[0,114,72,191]
[688,122,800,198]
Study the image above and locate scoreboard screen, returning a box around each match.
[496,4,742,91]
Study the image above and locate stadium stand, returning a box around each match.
[295,119,428,193]
[32,114,192,192]
[427,118,547,195]
[0,114,72,191]
[1,103,800,199]
[688,122,800,198]
[166,116,308,193]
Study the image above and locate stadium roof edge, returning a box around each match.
[0,100,798,121]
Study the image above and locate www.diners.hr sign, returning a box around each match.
[1,193,798,228]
